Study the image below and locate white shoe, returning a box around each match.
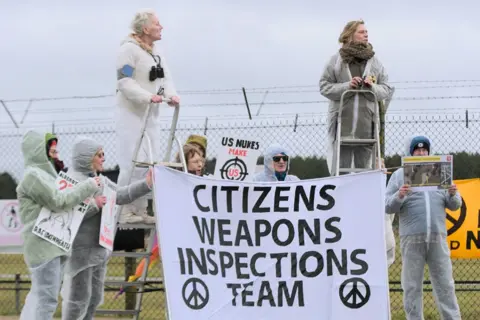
[118,212,144,224]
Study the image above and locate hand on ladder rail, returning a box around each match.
[150,95,179,107]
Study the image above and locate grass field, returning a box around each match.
[0,238,479,319]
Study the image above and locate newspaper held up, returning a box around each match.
[402,155,453,192]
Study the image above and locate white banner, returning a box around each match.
[99,175,118,250]
[213,136,261,181]
[0,200,23,247]
[32,171,89,252]
[153,166,390,320]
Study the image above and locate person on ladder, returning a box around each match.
[319,19,394,175]
[115,9,180,224]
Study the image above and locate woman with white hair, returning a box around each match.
[115,9,180,224]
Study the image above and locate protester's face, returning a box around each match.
[48,145,58,159]
[92,149,105,172]
[413,147,429,156]
[187,153,204,175]
[272,153,288,173]
[144,15,163,41]
[353,24,368,43]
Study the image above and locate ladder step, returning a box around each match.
[96,309,140,316]
[158,161,184,168]
[111,251,150,258]
[134,161,183,168]
[339,168,373,173]
[117,223,156,230]
[340,138,377,145]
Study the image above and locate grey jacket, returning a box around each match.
[319,52,394,173]
[65,136,151,275]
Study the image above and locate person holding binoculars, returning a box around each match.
[115,9,180,224]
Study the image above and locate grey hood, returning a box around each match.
[71,136,102,175]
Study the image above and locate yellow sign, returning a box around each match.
[446,179,480,259]
[403,156,443,162]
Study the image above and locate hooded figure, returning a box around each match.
[61,136,153,320]
[16,130,99,320]
[252,144,300,182]
[45,133,67,173]
[185,134,207,157]
[185,135,208,175]
[115,9,179,224]
[319,20,394,176]
[385,135,462,320]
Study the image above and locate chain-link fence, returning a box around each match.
[0,111,479,319]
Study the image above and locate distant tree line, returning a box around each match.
[1,152,479,199]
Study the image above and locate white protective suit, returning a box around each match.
[319,52,394,175]
[381,173,396,267]
[16,130,99,320]
[115,36,178,220]
[61,136,153,320]
[252,144,300,182]
[385,135,462,320]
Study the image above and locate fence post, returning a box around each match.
[203,117,209,136]
[242,87,252,120]
[293,114,298,132]
[465,109,469,129]
[15,274,20,313]
[125,252,137,310]
[1,99,19,128]
[52,122,55,134]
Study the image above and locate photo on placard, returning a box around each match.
[402,155,453,191]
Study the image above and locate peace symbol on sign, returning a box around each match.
[446,197,467,236]
[339,277,371,309]
[182,277,209,310]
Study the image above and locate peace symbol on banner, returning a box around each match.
[182,277,209,310]
[339,277,371,309]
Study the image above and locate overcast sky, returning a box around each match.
[1,0,479,129]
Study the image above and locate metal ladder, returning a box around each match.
[95,99,187,319]
[333,89,382,176]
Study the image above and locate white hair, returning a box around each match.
[130,9,157,35]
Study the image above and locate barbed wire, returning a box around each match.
[2,107,478,129]
[176,84,480,95]
[2,79,480,103]
[5,95,480,115]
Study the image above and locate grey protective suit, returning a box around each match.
[319,52,394,175]
[385,135,462,320]
[252,144,300,182]
[16,130,99,320]
[61,136,152,320]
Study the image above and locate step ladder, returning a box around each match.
[95,99,187,319]
[333,89,382,176]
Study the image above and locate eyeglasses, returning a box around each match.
[272,155,289,162]
[96,152,105,158]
